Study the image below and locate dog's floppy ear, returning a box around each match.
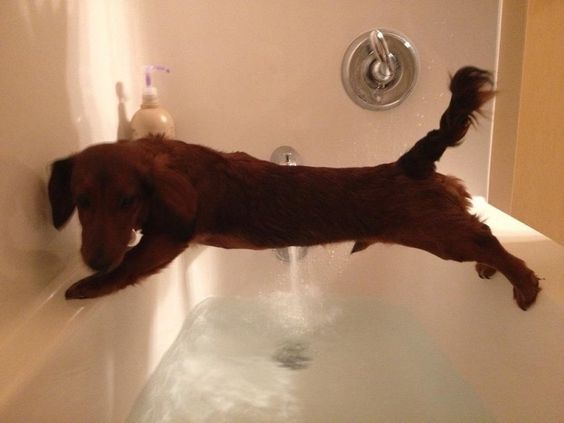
[48,157,75,229]
[150,164,198,239]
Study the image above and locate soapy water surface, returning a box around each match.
[127,292,492,423]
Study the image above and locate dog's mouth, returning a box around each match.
[82,246,126,274]
[85,257,122,274]
[81,231,139,274]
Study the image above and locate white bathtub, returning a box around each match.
[0,197,562,422]
[4,0,561,421]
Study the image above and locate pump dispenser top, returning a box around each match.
[130,65,176,140]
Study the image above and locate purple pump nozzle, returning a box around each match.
[144,65,171,88]
[141,65,171,106]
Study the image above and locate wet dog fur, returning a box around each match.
[48,67,540,309]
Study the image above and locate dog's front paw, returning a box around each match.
[65,273,116,299]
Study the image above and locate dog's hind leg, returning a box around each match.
[470,229,540,310]
[393,221,540,310]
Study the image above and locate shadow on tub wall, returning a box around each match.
[0,3,162,419]
[0,1,82,330]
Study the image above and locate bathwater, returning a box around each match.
[127,293,492,422]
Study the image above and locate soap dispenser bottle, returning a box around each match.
[130,65,176,140]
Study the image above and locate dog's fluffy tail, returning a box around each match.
[397,66,495,178]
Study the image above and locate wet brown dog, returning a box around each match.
[48,67,540,309]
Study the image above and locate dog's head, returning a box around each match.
[48,142,197,272]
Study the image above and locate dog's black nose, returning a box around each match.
[87,251,113,272]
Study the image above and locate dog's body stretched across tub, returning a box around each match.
[48,67,540,310]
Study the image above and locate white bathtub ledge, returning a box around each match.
[471,197,564,307]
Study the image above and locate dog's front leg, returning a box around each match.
[65,233,188,299]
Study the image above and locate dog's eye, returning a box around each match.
[76,194,91,209]
[119,195,137,209]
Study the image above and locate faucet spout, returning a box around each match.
[270,146,302,166]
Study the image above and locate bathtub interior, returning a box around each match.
[126,297,494,423]
[1,0,499,357]
[129,198,564,423]
[1,199,563,423]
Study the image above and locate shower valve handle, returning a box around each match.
[367,30,397,87]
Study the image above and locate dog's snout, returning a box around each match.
[87,249,115,272]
